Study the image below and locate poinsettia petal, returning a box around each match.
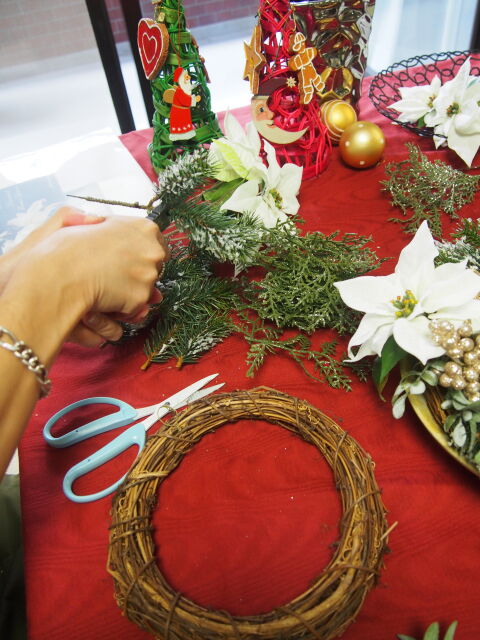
[245,121,261,156]
[209,142,245,182]
[220,179,261,214]
[454,101,480,135]
[421,261,480,311]
[395,220,437,292]
[278,162,302,195]
[347,317,394,362]
[223,111,248,143]
[335,273,400,314]
[252,200,286,228]
[393,316,444,364]
[447,124,480,167]
[277,165,302,215]
[431,299,480,332]
[348,312,392,348]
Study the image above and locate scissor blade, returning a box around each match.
[143,382,224,433]
[174,382,224,408]
[153,374,219,417]
[148,382,223,427]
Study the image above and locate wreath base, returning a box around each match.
[108,388,389,639]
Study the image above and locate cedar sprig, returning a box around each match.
[382,143,480,236]
[240,229,383,335]
[237,312,353,390]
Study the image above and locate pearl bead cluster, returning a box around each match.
[430,319,480,402]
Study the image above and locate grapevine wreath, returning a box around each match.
[108,388,391,640]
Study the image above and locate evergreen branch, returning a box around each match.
[66,194,150,210]
[236,312,353,390]
[241,229,384,334]
[381,143,480,236]
[435,218,480,271]
[150,147,213,222]
[171,200,266,272]
[142,243,238,368]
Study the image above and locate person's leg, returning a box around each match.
[0,474,26,640]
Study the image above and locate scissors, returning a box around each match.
[43,374,223,503]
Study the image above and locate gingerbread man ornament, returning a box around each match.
[288,32,325,105]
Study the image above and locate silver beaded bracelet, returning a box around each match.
[0,326,52,398]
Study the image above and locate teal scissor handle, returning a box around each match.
[43,397,137,448]
[63,421,147,503]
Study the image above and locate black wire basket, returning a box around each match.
[369,50,480,138]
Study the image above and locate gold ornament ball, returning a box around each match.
[339,121,386,169]
[320,100,358,144]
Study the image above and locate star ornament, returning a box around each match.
[243,24,266,94]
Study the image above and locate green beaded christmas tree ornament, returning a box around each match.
[138,0,222,173]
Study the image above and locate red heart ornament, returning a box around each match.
[137,18,169,80]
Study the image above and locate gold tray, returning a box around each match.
[408,388,480,479]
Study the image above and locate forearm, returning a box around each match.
[0,279,85,477]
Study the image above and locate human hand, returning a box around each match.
[0,206,104,291]
[0,207,122,346]
[1,208,168,347]
[7,213,168,346]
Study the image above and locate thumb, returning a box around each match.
[60,209,105,227]
[82,312,124,342]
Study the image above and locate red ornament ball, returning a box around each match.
[339,121,385,169]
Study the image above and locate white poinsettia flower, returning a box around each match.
[427,58,480,166]
[334,221,480,365]
[390,75,441,123]
[209,112,266,182]
[220,139,302,228]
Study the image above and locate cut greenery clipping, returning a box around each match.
[143,147,383,388]
[382,143,480,237]
[109,116,385,389]
[397,620,458,640]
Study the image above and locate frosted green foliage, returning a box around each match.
[436,218,480,271]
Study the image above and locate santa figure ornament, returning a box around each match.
[244,0,331,179]
[165,67,201,141]
[137,1,221,174]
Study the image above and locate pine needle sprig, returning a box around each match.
[153,148,212,210]
[171,200,266,271]
[382,143,480,236]
[143,244,238,369]
[241,230,384,334]
[435,218,480,270]
[237,312,353,390]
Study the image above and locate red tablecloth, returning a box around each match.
[19,80,480,640]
